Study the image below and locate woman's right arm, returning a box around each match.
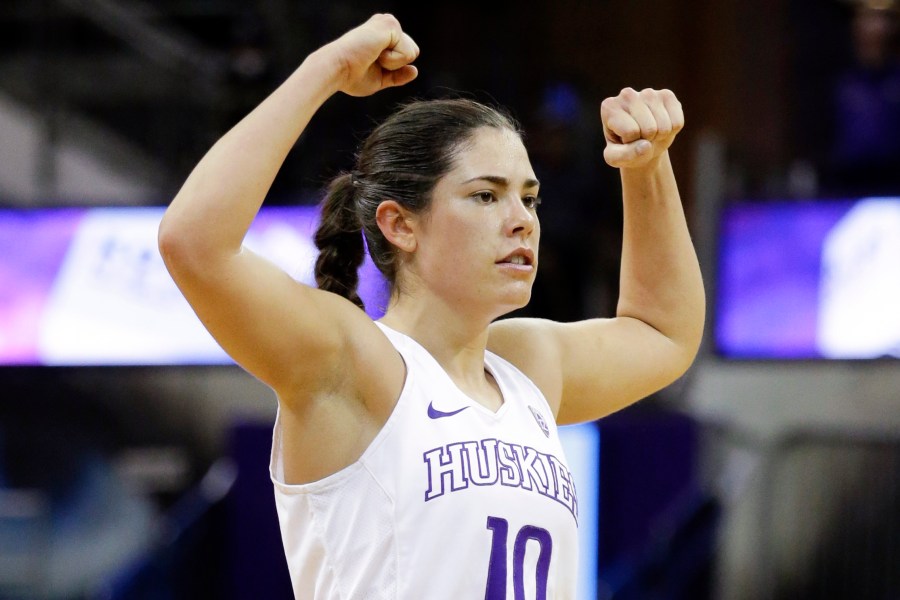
[158,15,418,393]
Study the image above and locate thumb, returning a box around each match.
[384,64,418,88]
[604,139,652,168]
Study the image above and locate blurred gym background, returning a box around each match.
[1,0,899,598]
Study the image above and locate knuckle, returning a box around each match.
[600,97,621,118]
[622,124,642,140]
[375,13,399,28]
[641,89,661,106]
[619,87,638,100]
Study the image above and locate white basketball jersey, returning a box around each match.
[270,322,579,599]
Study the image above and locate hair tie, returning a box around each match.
[350,170,363,187]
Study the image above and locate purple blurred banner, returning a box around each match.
[0,207,388,366]
[716,198,900,360]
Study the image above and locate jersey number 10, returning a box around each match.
[484,516,552,600]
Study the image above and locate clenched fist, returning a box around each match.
[601,88,684,169]
[319,13,420,98]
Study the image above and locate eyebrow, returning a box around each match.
[462,175,540,189]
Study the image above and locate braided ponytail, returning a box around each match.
[314,172,366,310]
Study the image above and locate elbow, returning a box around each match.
[674,309,706,375]
[672,281,706,368]
[158,207,241,286]
[654,301,705,381]
[679,333,703,374]
[657,329,703,393]
[157,208,211,279]
[157,211,186,273]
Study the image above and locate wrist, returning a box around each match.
[619,150,671,179]
[299,46,346,99]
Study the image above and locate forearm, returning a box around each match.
[616,151,705,354]
[159,48,341,260]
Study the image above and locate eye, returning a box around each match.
[523,195,542,209]
[473,191,497,204]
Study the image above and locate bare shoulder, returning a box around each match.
[487,317,565,415]
[492,315,698,425]
[274,300,406,484]
[276,294,405,422]
[347,314,407,419]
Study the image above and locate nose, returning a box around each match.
[504,196,537,238]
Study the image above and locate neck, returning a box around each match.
[379,291,494,384]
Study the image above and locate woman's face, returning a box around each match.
[408,126,541,318]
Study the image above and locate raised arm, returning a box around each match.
[490,88,705,424]
[158,15,418,393]
[592,88,705,409]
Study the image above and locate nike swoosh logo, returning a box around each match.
[427,402,470,419]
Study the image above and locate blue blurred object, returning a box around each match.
[539,82,582,127]
[223,421,294,600]
[595,406,716,600]
[95,460,236,600]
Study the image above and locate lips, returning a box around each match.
[496,248,535,266]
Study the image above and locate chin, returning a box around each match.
[495,287,532,316]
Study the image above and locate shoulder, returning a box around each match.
[487,317,564,416]
[278,300,405,421]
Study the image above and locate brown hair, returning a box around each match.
[314,98,521,310]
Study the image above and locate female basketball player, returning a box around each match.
[159,13,704,599]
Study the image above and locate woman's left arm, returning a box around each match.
[491,88,705,424]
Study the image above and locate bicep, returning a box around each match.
[554,317,693,424]
[490,317,695,426]
[163,243,360,392]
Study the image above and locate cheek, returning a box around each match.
[431,213,487,253]
[415,202,503,274]
[417,221,461,267]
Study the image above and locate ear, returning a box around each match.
[375,200,418,253]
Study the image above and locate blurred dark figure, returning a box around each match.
[521,82,620,322]
[826,1,900,195]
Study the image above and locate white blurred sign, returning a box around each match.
[818,198,900,359]
[37,208,318,365]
